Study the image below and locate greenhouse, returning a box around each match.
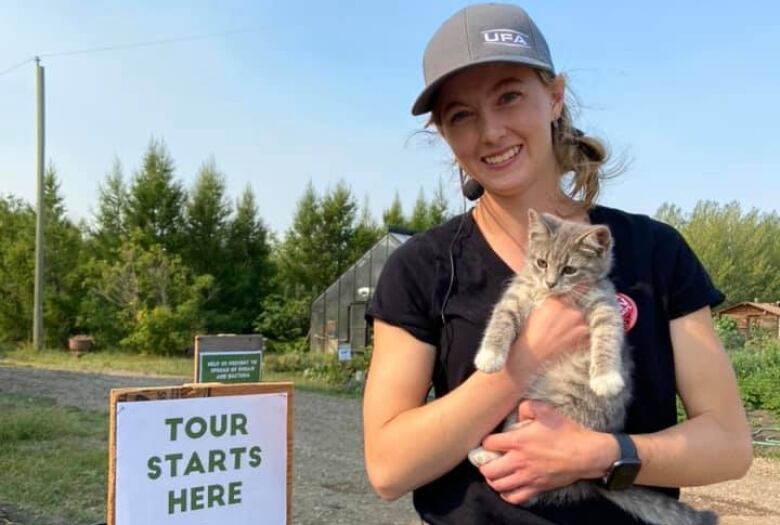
[309,231,410,354]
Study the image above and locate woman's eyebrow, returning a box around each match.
[489,77,525,95]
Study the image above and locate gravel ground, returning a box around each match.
[1,365,778,525]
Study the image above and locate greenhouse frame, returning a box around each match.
[309,231,410,354]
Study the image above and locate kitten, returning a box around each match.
[468,209,717,525]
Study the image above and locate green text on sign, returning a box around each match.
[200,352,262,383]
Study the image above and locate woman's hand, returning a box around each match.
[479,400,617,505]
[506,296,590,378]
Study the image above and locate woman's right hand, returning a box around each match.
[506,296,589,378]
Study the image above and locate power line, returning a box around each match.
[0,57,35,76]
[0,27,259,76]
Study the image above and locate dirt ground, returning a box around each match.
[1,364,778,525]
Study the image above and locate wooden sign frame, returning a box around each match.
[107,382,293,525]
[193,334,264,384]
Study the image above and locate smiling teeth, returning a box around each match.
[484,146,521,165]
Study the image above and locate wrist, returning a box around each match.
[581,430,620,480]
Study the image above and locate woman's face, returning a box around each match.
[436,63,564,199]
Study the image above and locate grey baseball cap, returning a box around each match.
[412,3,555,116]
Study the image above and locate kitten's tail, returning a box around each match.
[597,487,718,525]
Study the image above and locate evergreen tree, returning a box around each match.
[184,159,230,278]
[351,195,382,261]
[320,181,358,279]
[408,188,429,232]
[41,166,85,345]
[382,192,406,230]
[93,158,127,255]
[0,196,35,341]
[428,177,450,226]
[125,138,186,253]
[219,186,273,333]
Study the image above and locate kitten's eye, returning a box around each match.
[562,266,577,275]
[536,259,547,269]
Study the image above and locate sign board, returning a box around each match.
[194,334,264,384]
[337,342,352,362]
[107,382,293,525]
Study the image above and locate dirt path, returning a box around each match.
[1,365,778,525]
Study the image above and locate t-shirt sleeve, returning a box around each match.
[365,237,441,346]
[660,224,725,320]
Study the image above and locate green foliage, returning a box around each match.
[264,347,371,389]
[382,191,406,230]
[80,238,213,355]
[125,138,186,253]
[727,332,780,419]
[656,200,780,304]
[254,294,311,349]
[715,316,746,351]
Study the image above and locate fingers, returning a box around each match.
[517,399,538,421]
[500,486,541,505]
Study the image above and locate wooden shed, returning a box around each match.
[718,302,780,338]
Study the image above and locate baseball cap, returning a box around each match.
[411,3,555,116]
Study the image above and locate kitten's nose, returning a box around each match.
[545,278,558,289]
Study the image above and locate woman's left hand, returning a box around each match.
[479,400,617,504]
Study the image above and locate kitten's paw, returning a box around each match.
[590,372,625,396]
[473,350,506,373]
[468,447,502,467]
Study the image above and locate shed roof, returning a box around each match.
[720,302,780,317]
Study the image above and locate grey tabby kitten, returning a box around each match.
[468,209,717,525]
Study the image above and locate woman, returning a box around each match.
[362,4,752,524]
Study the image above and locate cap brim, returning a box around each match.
[411,56,555,116]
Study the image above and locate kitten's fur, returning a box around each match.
[468,209,717,525]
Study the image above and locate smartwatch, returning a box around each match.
[602,433,642,491]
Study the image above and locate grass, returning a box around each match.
[0,343,362,397]
[0,393,108,525]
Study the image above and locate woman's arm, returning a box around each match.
[479,306,753,504]
[363,297,590,501]
[631,306,753,486]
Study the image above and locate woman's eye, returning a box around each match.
[498,91,522,105]
[562,266,577,275]
[448,110,471,124]
[536,259,547,269]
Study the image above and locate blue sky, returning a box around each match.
[1,1,778,235]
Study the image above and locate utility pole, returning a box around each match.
[33,57,45,350]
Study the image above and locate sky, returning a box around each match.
[1,1,778,235]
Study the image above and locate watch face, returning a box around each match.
[605,459,642,491]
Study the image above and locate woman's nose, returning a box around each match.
[479,112,507,144]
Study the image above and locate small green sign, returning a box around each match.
[199,351,262,383]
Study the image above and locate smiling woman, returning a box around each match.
[362,3,752,525]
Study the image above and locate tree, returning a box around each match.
[428,176,450,226]
[351,195,382,261]
[655,200,780,305]
[125,138,186,253]
[183,159,230,278]
[92,158,127,255]
[0,196,35,341]
[408,188,429,232]
[41,166,86,346]
[218,186,273,333]
[80,236,212,354]
[382,192,406,230]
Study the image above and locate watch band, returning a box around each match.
[614,432,638,461]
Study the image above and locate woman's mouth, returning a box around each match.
[481,145,523,167]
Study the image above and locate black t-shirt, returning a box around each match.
[366,205,724,525]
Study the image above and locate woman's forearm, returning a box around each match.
[631,412,753,487]
[366,366,525,500]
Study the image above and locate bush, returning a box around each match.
[264,344,371,389]
[729,332,780,418]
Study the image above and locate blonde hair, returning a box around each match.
[428,69,619,209]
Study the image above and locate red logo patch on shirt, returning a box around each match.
[616,293,638,332]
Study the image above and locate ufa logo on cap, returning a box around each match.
[481,29,530,48]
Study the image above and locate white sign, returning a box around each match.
[337,343,352,362]
[115,393,288,525]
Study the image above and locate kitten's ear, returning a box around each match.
[528,209,559,240]
[576,225,612,256]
